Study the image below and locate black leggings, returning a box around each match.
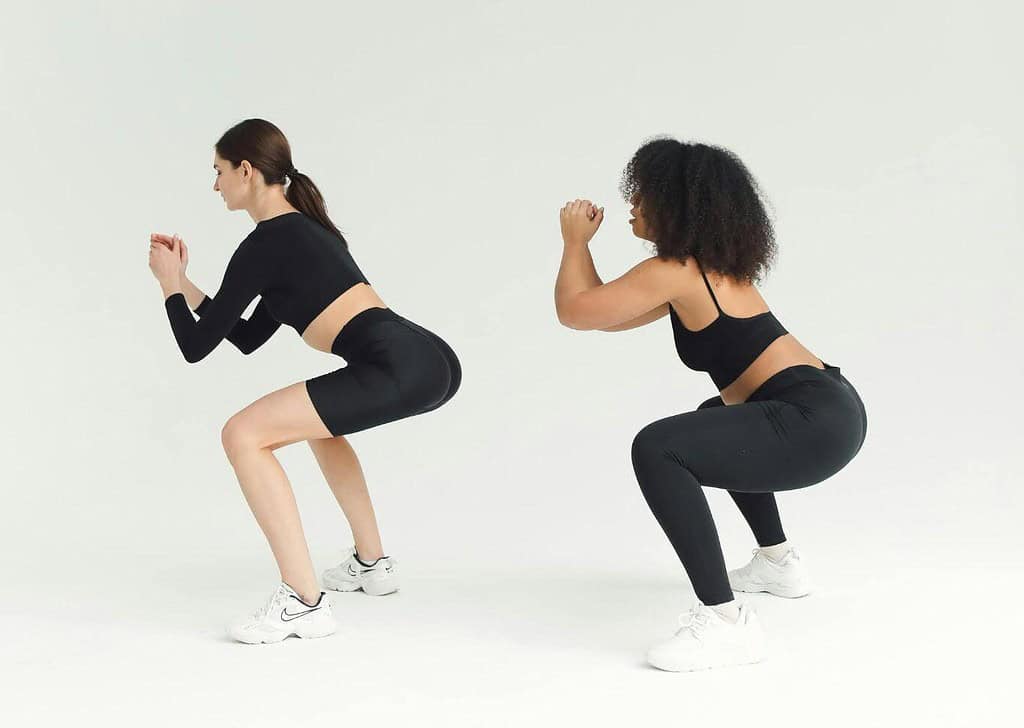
[630,363,867,605]
[305,307,461,436]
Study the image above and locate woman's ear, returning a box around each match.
[240,160,253,180]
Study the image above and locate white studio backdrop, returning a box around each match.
[1,1,1021,726]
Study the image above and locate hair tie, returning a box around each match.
[287,167,299,178]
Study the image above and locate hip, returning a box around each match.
[329,306,459,379]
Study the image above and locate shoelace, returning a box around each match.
[754,547,796,566]
[732,548,764,577]
[675,605,712,640]
[252,586,288,621]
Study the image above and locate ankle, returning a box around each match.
[708,600,740,623]
[283,581,322,607]
[355,552,385,567]
[759,541,792,563]
[354,544,384,563]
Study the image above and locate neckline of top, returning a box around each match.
[256,211,302,226]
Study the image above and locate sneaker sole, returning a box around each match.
[729,578,811,598]
[229,622,337,644]
[322,573,399,596]
[647,645,766,672]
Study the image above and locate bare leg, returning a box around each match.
[308,436,385,561]
[221,381,334,604]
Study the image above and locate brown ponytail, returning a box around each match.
[215,118,349,248]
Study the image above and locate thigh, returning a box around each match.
[636,397,847,493]
[224,381,334,452]
[305,361,406,437]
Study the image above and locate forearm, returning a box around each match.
[180,276,208,311]
[555,243,602,321]
[160,279,183,301]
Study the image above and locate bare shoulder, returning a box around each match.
[629,254,701,294]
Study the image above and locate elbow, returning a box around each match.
[237,336,261,355]
[556,302,585,330]
[557,311,582,330]
[557,311,595,331]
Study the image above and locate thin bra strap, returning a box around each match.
[694,256,723,313]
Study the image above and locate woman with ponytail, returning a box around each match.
[148,118,461,644]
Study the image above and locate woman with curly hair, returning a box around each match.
[148,118,461,644]
[554,137,866,671]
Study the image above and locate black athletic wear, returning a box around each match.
[632,363,867,605]
[669,257,789,390]
[165,211,369,363]
[305,306,461,436]
[162,211,460,435]
[631,261,867,606]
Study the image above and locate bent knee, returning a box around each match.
[221,414,261,459]
[631,423,671,469]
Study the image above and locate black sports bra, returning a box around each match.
[164,211,370,362]
[668,258,788,390]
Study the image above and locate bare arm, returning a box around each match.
[554,199,683,331]
[598,302,670,332]
[555,242,604,325]
[558,252,679,330]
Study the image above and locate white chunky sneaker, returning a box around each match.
[228,582,336,644]
[647,601,766,672]
[728,546,812,598]
[322,547,398,596]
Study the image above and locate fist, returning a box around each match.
[148,235,183,284]
[150,232,189,272]
[560,198,604,245]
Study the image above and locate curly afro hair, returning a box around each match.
[619,137,777,284]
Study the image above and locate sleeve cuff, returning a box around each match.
[194,295,212,315]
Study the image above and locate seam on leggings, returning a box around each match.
[390,319,453,407]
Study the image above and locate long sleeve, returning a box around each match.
[194,295,281,354]
[164,236,275,363]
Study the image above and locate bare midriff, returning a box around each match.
[300,282,389,353]
[719,334,824,405]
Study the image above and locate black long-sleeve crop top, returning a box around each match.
[163,211,369,363]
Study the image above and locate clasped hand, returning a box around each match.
[148,232,190,287]
[559,198,604,246]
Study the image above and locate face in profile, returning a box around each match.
[213,152,249,210]
[629,194,651,241]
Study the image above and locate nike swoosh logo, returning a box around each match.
[347,565,379,576]
[280,606,321,622]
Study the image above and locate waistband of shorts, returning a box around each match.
[745,362,845,402]
[330,306,404,357]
